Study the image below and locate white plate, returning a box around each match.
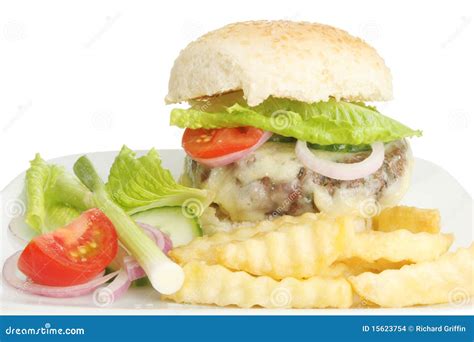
[1,150,472,315]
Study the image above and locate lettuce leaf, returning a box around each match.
[106,146,213,215]
[25,154,94,233]
[24,146,213,234]
[170,98,422,145]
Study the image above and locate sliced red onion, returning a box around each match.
[136,222,173,254]
[3,222,174,300]
[191,131,273,168]
[295,141,385,181]
[8,216,37,245]
[122,223,171,281]
[93,268,131,307]
[123,255,146,281]
[2,251,119,298]
[114,223,170,283]
[107,244,130,272]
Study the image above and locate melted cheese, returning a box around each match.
[184,141,413,225]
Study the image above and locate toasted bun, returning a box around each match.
[166,20,392,106]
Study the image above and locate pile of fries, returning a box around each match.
[164,206,473,308]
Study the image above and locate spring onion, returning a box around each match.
[73,156,184,295]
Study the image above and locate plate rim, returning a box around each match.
[1,150,472,314]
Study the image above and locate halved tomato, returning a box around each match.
[182,127,265,159]
[18,208,118,286]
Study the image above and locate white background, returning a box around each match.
[0,0,473,196]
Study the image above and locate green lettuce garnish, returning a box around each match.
[106,146,213,215]
[24,146,213,233]
[74,155,184,294]
[170,98,422,145]
[25,154,94,233]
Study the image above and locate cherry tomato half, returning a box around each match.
[182,127,265,159]
[18,208,118,286]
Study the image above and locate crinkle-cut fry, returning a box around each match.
[344,229,453,263]
[170,213,321,264]
[349,244,474,307]
[211,215,452,279]
[338,258,412,276]
[212,214,348,279]
[372,206,440,234]
[163,261,353,308]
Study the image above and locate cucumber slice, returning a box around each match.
[131,207,202,247]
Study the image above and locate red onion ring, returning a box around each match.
[121,221,173,282]
[295,141,385,181]
[137,222,173,254]
[3,222,174,300]
[123,255,146,281]
[191,131,273,168]
[8,216,37,245]
[105,222,173,286]
[93,268,131,306]
[2,251,119,298]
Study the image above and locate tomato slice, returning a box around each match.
[182,127,265,159]
[18,208,118,286]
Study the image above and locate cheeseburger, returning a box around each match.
[166,21,421,232]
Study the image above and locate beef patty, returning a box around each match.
[181,140,413,222]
